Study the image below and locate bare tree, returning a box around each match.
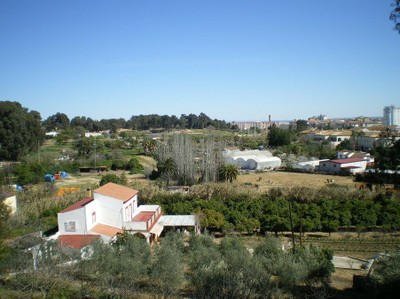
[199,136,224,183]
[155,134,196,185]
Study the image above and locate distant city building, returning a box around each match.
[383,105,400,126]
[308,114,328,121]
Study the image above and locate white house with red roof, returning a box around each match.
[56,182,199,250]
[57,183,163,248]
[319,158,367,175]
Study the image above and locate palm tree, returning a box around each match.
[351,130,365,150]
[219,164,240,183]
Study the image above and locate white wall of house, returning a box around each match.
[320,160,367,174]
[94,194,124,228]
[122,196,137,222]
[319,162,338,174]
[58,208,87,235]
[313,134,330,141]
[84,201,98,231]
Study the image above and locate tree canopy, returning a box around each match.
[391,0,400,33]
[43,112,235,133]
[268,124,293,147]
[0,101,44,161]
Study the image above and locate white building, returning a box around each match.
[319,158,367,175]
[383,105,400,126]
[57,183,198,249]
[336,151,374,164]
[302,130,352,148]
[292,159,329,172]
[223,149,281,170]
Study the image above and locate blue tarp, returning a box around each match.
[44,174,55,182]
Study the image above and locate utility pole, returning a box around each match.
[94,142,97,171]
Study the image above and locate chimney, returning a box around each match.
[86,188,92,198]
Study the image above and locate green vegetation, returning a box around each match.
[141,184,400,236]
[0,233,335,298]
[0,101,44,161]
[219,163,240,183]
[3,102,400,297]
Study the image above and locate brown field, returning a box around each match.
[237,171,356,190]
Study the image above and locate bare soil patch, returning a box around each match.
[54,171,152,189]
[54,174,101,188]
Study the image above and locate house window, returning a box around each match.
[334,164,336,167]
[64,221,76,232]
[92,212,96,224]
[129,203,132,219]
[125,207,129,221]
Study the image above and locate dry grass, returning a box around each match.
[53,174,101,188]
[237,171,356,190]
[53,172,151,189]
[331,268,366,291]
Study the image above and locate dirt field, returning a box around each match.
[237,171,356,190]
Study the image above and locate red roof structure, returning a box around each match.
[94,182,138,202]
[329,158,365,164]
[58,235,100,249]
[90,223,123,237]
[132,211,155,222]
[59,197,93,213]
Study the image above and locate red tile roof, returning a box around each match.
[132,211,155,222]
[90,223,123,237]
[131,210,162,231]
[59,197,94,213]
[94,183,138,202]
[329,158,365,164]
[58,235,100,249]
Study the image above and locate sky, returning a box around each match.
[1,0,399,122]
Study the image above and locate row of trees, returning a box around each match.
[43,111,236,132]
[141,184,400,236]
[1,232,335,298]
